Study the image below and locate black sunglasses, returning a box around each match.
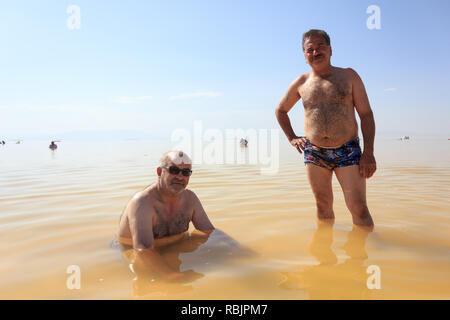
[162,165,192,177]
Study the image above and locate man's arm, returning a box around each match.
[190,191,215,232]
[275,76,305,153]
[350,68,376,178]
[127,196,185,280]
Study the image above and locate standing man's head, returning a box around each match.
[302,29,332,70]
[157,150,192,195]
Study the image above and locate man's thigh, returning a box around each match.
[305,164,333,200]
[334,165,367,205]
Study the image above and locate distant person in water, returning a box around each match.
[118,150,215,280]
[49,141,57,150]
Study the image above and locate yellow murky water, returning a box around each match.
[1,137,449,299]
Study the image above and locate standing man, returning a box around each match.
[275,29,376,227]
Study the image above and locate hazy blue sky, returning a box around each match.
[1,0,449,140]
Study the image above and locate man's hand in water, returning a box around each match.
[359,152,376,178]
[290,136,307,154]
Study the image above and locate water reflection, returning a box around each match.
[50,148,57,160]
[118,229,255,297]
[279,221,374,299]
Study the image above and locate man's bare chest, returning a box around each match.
[153,203,192,238]
[300,76,352,108]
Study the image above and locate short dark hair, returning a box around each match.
[302,29,330,51]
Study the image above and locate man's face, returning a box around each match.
[159,162,191,195]
[303,35,332,68]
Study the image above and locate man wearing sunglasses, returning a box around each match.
[118,150,214,281]
[275,29,376,228]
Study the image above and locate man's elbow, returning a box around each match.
[195,219,215,233]
[197,227,215,235]
[275,106,287,118]
[133,238,155,251]
[135,246,158,260]
[201,220,215,231]
[359,110,374,122]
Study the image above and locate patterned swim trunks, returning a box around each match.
[303,137,361,170]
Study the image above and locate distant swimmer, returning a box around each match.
[240,138,248,147]
[49,141,57,150]
[118,150,215,280]
[275,29,376,227]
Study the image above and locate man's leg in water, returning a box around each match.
[306,164,335,220]
[334,165,374,228]
[308,219,338,265]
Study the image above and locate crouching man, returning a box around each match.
[118,150,214,281]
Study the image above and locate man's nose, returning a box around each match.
[174,171,186,177]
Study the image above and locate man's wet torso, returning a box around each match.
[151,196,192,238]
[118,186,194,245]
[299,67,358,147]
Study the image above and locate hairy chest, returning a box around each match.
[300,75,353,109]
[152,202,192,238]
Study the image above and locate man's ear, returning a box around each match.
[157,167,162,177]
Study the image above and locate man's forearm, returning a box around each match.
[135,248,176,276]
[360,113,375,153]
[275,109,297,141]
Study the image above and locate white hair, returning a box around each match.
[159,150,192,167]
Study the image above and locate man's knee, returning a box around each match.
[314,192,333,211]
[347,201,369,216]
[348,202,374,227]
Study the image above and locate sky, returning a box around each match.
[1,0,450,140]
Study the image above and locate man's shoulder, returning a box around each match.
[336,67,359,78]
[128,186,157,210]
[133,185,155,199]
[330,67,361,85]
[296,72,310,85]
[183,189,200,201]
[289,73,310,92]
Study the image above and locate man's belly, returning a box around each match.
[303,102,359,147]
[304,118,358,147]
[305,132,359,148]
